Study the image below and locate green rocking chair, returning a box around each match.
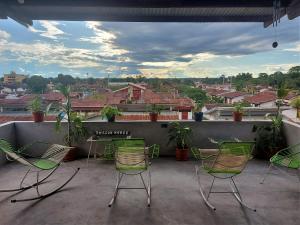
[108,138,151,207]
[195,141,256,211]
[0,139,80,203]
[260,142,300,184]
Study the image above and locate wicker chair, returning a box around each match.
[260,142,300,184]
[195,141,256,211]
[0,139,79,203]
[108,138,151,207]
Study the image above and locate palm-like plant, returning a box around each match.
[55,86,87,147]
[168,122,192,149]
[291,97,300,118]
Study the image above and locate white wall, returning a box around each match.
[259,101,276,108]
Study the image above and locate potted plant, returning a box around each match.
[233,103,243,122]
[193,101,204,122]
[28,96,51,122]
[252,114,286,159]
[291,97,300,118]
[100,106,121,122]
[148,104,162,122]
[55,86,87,161]
[168,122,192,161]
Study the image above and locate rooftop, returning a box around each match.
[220,91,249,99]
[0,158,299,225]
[244,91,277,105]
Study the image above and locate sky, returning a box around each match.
[0,17,299,79]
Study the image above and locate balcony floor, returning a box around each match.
[0,158,299,225]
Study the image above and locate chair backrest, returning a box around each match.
[0,139,33,166]
[112,138,147,172]
[42,144,73,164]
[285,143,300,160]
[210,141,255,174]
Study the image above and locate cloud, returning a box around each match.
[78,21,129,57]
[284,42,300,52]
[261,63,299,74]
[29,21,65,40]
[0,29,10,40]
[0,17,299,78]
[0,39,104,69]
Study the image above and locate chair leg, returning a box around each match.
[108,172,123,207]
[260,164,273,184]
[195,166,216,210]
[11,167,80,203]
[139,171,151,207]
[230,178,256,212]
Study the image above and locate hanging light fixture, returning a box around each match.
[272,0,281,48]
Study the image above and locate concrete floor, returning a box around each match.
[0,158,299,225]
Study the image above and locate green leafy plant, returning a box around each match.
[100,106,121,121]
[168,122,192,149]
[28,96,52,114]
[28,97,43,112]
[233,102,244,113]
[147,104,163,114]
[252,114,286,159]
[55,86,87,147]
[291,97,300,118]
[194,101,204,112]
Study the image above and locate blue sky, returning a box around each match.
[0,17,299,78]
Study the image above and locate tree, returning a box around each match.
[288,66,300,74]
[57,74,75,86]
[25,75,48,93]
[179,86,208,103]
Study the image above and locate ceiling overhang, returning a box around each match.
[0,0,299,28]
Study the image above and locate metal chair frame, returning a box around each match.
[260,143,300,184]
[108,139,151,207]
[195,141,256,211]
[0,140,79,203]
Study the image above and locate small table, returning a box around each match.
[86,136,114,166]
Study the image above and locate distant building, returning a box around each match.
[3,71,27,84]
[244,91,277,107]
[220,91,250,104]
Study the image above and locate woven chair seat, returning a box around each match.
[205,154,248,174]
[116,147,147,171]
[271,154,300,169]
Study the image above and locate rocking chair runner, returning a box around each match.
[195,141,256,211]
[108,138,151,207]
[0,139,80,203]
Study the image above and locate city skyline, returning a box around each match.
[0,17,299,78]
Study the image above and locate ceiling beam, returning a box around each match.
[4,0,293,8]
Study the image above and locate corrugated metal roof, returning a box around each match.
[0,0,299,27]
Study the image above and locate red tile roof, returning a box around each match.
[72,99,104,108]
[244,92,277,105]
[0,115,56,124]
[284,92,299,100]
[220,91,248,99]
[204,103,232,110]
[205,88,229,96]
[116,114,179,121]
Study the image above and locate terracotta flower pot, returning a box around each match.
[175,148,189,161]
[297,108,300,118]
[149,112,158,122]
[63,147,77,162]
[233,111,243,122]
[32,111,44,122]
